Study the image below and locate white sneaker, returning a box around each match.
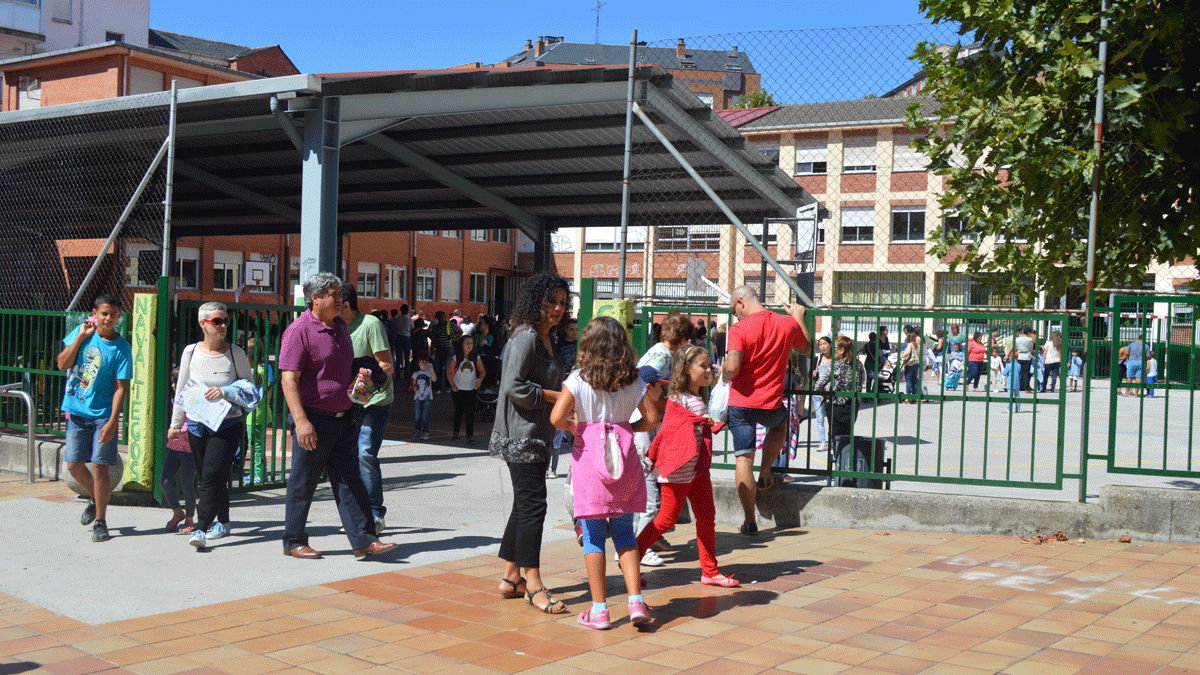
[189,529,206,549]
[374,515,386,533]
[546,470,557,479]
[419,432,430,440]
[818,443,828,452]
[206,522,229,540]
[641,550,665,566]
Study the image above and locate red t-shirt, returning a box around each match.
[727,310,808,409]
[967,340,987,362]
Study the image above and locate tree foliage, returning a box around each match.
[907,0,1199,302]
[731,89,777,108]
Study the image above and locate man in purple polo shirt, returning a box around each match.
[279,272,398,560]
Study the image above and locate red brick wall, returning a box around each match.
[37,55,121,107]
[841,173,876,194]
[794,175,826,194]
[888,244,927,265]
[839,245,874,265]
[232,48,300,77]
[891,171,928,192]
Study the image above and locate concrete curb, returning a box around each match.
[0,431,66,480]
[714,479,1200,544]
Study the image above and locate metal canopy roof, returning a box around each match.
[0,65,812,244]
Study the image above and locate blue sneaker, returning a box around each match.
[189,529,206,549]
[207,522,230,540]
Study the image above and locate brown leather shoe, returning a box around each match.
[284,545,323,559]
[354,540,399,560]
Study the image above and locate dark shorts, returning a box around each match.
[728,405,789,458]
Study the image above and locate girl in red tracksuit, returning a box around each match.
[636,344,739,588]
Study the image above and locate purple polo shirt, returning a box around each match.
[279,309,354,413]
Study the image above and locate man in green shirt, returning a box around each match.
[339,283,395,533]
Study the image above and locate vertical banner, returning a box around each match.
[122,292,157,491]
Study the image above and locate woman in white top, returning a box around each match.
[1040,330,1063,393]
[167,302,253,550]
[449,335,486,443]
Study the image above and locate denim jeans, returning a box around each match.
[64,415,118,465]
[904,364,920,397]
[413,398,431,433]
[283,411,376,552]
[811,395,827,446]
[357,402,392,519]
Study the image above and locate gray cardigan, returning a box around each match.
[489,326,564,464]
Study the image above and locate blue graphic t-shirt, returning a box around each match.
[61,325,133,420]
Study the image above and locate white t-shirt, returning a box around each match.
[563,371,646,424]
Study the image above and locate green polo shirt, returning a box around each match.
[347,312,394,407]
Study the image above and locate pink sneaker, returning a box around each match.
[628,599,652,624]
[576,608,611,630]
[701,574,740,588]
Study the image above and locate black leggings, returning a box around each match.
[452,389,476,437]
[499,461,549,569]
[188,419,245,530]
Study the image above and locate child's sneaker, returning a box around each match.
[451,434,459,440]
[574,521,584,547]
[207,522,230,540]
[576,608,611,630]
[91,519,110,542]
[189,529,206,549]
[466,436,476,444]
[628,599,652,624]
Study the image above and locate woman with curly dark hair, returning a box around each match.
[490,270,571,614]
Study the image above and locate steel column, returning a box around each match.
[298,97,341,282]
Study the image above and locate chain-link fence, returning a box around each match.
[0,95,172,312]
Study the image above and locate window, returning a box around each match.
[52,0,72,23]
[289,256,300,291]
[891,208,925,242]
[654,279,717,302]
[471,230,488,241]
[892,133,929,172]
[469,273,487,304]
[440,269,461,302]
[357,262,380,298]
[842,135,877,173]
[384,265,407,300]
[175,247,200,289]
[17,77,41,110]
[744,222,777,246]
[743,274,776,304]
[696,93,714,108]
[840,207,874,243]
[417,230,438,236]
[935,273,1019,307]
[584,226,645,251]
[492,229,511,244]
[834,272,925,306]
[794,138,827,175]
[105,31,124,43]
[441,230,461,239]
[656,224,719,251]
[754,140,780,167]
[416,268,436,301]
[942,213,978,243]
[124,247,159,287]
[245,253,276,293]
[595,278,643,299]
[213,250,242,291]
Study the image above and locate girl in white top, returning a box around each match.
[990,349,1005,392]
[448,335,486,443]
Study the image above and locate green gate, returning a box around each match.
[1104,294,1199,479]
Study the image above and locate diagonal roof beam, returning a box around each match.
[363,133,542,242]
[175,161,300,222]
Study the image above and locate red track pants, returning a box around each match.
[635,469,720,578]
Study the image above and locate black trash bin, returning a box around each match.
[833,436,886,489]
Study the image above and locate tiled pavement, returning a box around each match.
[2,474,1199,674]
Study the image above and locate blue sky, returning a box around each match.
[150,0,940,75]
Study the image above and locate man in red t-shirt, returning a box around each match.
[720,286,809,534]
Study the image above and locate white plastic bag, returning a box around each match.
[603,427,624,481]
[709,378,731,423]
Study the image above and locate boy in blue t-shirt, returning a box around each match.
[57,294,133,543]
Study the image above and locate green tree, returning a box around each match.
[731,89,777,108]
[907,0,1199,304]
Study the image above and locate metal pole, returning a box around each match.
[161,80,178,278]
[632,102,815,306]
[1079,0,1108,502]
[616,29,637,300]
[66,138,170,311]
[0,384,36,483]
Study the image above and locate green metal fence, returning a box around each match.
[0,308,131,441]
[172,300,302,492]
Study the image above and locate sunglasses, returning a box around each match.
[201,318,228,327]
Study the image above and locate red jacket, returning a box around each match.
[648,398,724,478]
